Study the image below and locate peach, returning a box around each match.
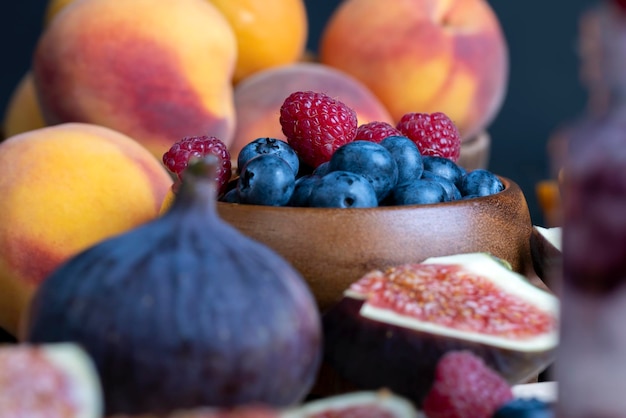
[33,0,237,158]
[207,0,309,83]
[42,0,74,25]
[319,0,509,141]
[2,72,46,139]
[0,123,172,336]
[230,62,394,158]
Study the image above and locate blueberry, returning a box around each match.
[380,135,424,185]
[219,177,239,198]
[219,188,240,203]
[288,175,321,207]
[462,194,482,200]
[237,137,300,176]
[387,179,447,205]
[328,140,398,201]
[313,161,331,177]
[493,397,554,418]
[422,155,465,187]
[308,171,378,208]
[421,171,462,201]
[237,154,296,206]
[460,169,505,197]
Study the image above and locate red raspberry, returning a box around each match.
[162,135,232,193]
[422,351,513,418]
[396,112,461,162]
[279,91,358,168]
[354,121,403,143]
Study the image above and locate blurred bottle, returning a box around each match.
[539,3,613,227]
[547,4,611,177]
[555,1,626,416]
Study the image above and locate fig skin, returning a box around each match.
[323,294,556,406]
[24,157,323,416]
[107,390,418,418]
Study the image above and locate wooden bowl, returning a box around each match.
[217,176,534,313]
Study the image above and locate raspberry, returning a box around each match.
[279,91,358,168]
[396,112,461,162]
[355,121,403,143]
[422,351,513,418]
[162,135,232,193]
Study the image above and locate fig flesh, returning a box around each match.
[322,253,559,405]
[0,343,102,418]
[283,390,419,418]
[25,156,322,415]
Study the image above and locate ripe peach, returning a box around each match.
[2,72,46,139]
[207,0,309,83]
[230,62,394,158]
[0,123,172,336]
[42,0,74,25]
[33,0,237,158]
[319,0,509,140]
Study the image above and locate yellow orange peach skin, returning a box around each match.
[319,0,509,140]
[33,0,238,158]
[0,123,173,336]
[2,72,46,139]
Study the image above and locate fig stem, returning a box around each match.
[186,154,220,179]
[171,155,219,212]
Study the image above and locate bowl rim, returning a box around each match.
[217,176,519,213]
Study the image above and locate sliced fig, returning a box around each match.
[530,226,562,286]
[108,391,417,418]
[322,252,559,406]
[111,405,281,418]
[284,390,419,418]
[0,343,102,418]
[170,408,280,418]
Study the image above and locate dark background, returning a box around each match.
[0,0,597,225]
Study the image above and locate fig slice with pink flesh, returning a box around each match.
[0,343,102,418]
[322,252,559,406]
[283,390,419,418]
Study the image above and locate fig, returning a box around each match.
[0,343,102,418]
[530,226,562,286]
[108,405,281,418]
[24,156,322,415]
[283,390,419,418]
[109,390,418,418]
[322,252,559,406]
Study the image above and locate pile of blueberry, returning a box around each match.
[219,136,504,208]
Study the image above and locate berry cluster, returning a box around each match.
[219,135,503,208]
[163,91,504,208]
